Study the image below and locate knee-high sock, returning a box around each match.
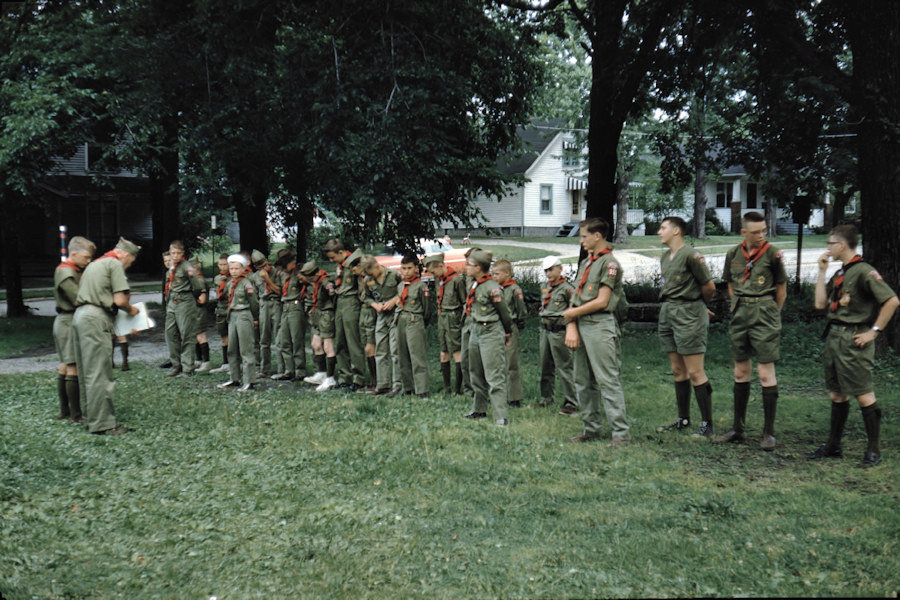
[453,361,463,395]
[441,361,451,392]
[694,381,713,424]
[65,375,81,420]
[57,374,69,417]
[861,402,882,455]
[326,356,336,378]
[675,379,692,421]
[826,401,850,451]
[762,385,778,436]
[732,381,750,433]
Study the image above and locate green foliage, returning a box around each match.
[1,318,897,597]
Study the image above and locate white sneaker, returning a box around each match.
[315,376,337,392]
[304,371,326,385]
[194,360,201,369]
[210,364,230,373]
[196,361,211,373]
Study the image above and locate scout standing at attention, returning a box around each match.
[210,253,232,373]
[72,238,140,435]
[353,260,379,391]
[217,254,260,391]
[360,255,402,395]
[324,240,367,391]
[716,212,787,450]
[463,249,513,426]
[250,250,285,378]
[538,255,577,413]
[397,254,433,397]
[656,216,717,437]
[492,259,527,407]
[159,250,173,369]
[563,218,630,446]
[458,247,483,399]
[52,235,96,423]
[808,225,898,467]
[164,240,205,377]
[302,260,339,392]
[272,249,307,381]
[424,253,467,395]
[189,255,212,373]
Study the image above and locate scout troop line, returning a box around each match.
[51,217,897,467]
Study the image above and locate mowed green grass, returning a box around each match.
[0,316,55,357]
[1,319,897,598]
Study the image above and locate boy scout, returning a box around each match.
[324,239,367,391]
[563,218,630,446]
[250,250,285,378]
[397,254,433,397]
[189,255,211,373]
[492,259,527,407]
[538,255,577,413]
[164,240,206,377]
[459,247,483,399]
[360,255,402,395]
[72,238,140,435]
[656,216,717,437]
[463,249,513,426]
[716,212,787,450]
[355,264,378,390]
[424,253,467,395]
[210,254,232,373]
[159,251,173,369]
[301,260,339,392]
[808,225,898,467]
[272,250,308,381]
[217,254,260,391]
[53,236,96,422]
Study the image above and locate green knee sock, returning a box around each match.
[826,401,850,452]
[315,353,326,373]
[732,381,750,433]
[762,385,778,436]
[65,375,81,420]
[694,381,713,424]
[57,374,69,417]
[326,356,336,378]
[675,379,692,421]
[453,362,463,395]
[861,402,882,455]
[441,362,451,392]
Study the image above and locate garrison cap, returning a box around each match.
[423,253,444,267]
[300,260,318,276]
[250,249,267,269]
[276,248,295,267]
[116,237,141,256]
[345,248,363,267]
[468,249,493,270]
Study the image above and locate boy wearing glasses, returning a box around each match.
[716,211,787,450]
[808,225,898,467]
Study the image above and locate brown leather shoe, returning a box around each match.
[559,403,578,416]
[759,434,776,451]
[569,433,600,443]
[92,425,128,436]
[715,429,745,443]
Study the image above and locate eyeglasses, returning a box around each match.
[826,241,842,246]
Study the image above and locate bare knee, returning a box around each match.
[733,360,752,383]
[757,363,777,387]
[829,392,849,403]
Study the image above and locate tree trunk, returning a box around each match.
[692,166,708,239]
[846,2,900,350]
[794,225,804,294]
[831,189,849,227]
[236,190,269,255]
[765,194,778,241]
[585,56,623,234]
[613,166,629,245]
[1,197,27,317]
[149,115,180,275]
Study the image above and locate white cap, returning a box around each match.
[541,255,562,271]
[227,254,248,267]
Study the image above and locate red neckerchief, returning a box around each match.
[500,278,517,288]
[300,283,307,301]
[740,240,770,283]
[335,256,347,288]
[310,270,328,313]
[281,263,297,296]
[830,255,864,312]
[216,272,229,299]
[164,258,183,297]
[437,267,459,313]
[260,266,280,295]
[542,277,566,310]
[465,275,492,315]
[227,275,247,309]
[100,250,119,261]
[400,275,420,306]
[576,247,612,295]
[57,259,82,273]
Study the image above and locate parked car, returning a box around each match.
[375,237,468,273]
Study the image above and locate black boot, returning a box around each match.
[441,362,451,394]
[120,341,130,371]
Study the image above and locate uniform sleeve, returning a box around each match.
[597,259,621,291]
[423,283,435,325]
[722,248,735,283]
[770,247,788,285]
[862,268,897,305]
[188,266,204,293]
[491,286,513,334]
[247,283,260,320]
[109,260,130,294]
[513,286,527,329]
[687,251,712,285]
[58,276,80,306]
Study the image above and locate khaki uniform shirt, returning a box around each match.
[255,267,284,301]
[826,260,896,324]
[724,243,787,297]
[226,276,259,320]
[282,267,304,303]
[466,278,513,332]
[76,256,130,314]
[54,263,82,314]
[437,269,467,313]
[213,273,230,317]
[540,279,575,318]
[573,252,625,315]
[500,281,527,329]
[364,268,401,307]
[399,278,433,319]
[659,245,711,301]
[167,260,204,298]
[308,271,337,314]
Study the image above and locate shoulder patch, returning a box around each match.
[775,250,783,260]
[694,252,706,264]
[186,266,195,276]
[516,289,524,300]
[490,287,502,301]
[245,284,255,294]
[326,282,335,293]
[870,269,883,281]
[423,288,430,297]
[568,288,575,298]
[608,262,619,277]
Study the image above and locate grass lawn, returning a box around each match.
[1,318,897,598]
[467,243,561,263]
[0,316,55,357]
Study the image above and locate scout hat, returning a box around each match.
[345,248,363,268]
[299,260,318,276]
[423,253,444,268]
[188,255,203,269]
[228,253,248,267]
[276,248,295,267]
[250,249,268,269]
[541,256,562,271]
[468,249,492,270]
[116,237,141,256]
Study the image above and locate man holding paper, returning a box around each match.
[73,238,141,435]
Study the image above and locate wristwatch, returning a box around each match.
[872,325,882,333]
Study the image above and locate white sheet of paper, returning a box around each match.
[114,302,155,337]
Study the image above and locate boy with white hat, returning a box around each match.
[538,255,578,413]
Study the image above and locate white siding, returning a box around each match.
[440,187,523,230]
[49,142,141,177]
[522,134,572,228]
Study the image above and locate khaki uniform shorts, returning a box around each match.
[658,300,708,355]
[437,310,463,354]
[360,307,376,345]
[824,324,875,397]
[729,297,781,363]
[53,313,77,364]
[315,309,335,339]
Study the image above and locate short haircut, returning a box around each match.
[662,216,688,236]
[169,240,185,251]
[69,236,96,256]
[358,255,378,273]
[400,253,419,266]
[492,259,512,273]
[323,239,345,253]
[162,251,170,257]
[830,224,859,249]
[742,211,765,227]
[218,253,229,261]
[464,247,482,258]
[579,217,610,238]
